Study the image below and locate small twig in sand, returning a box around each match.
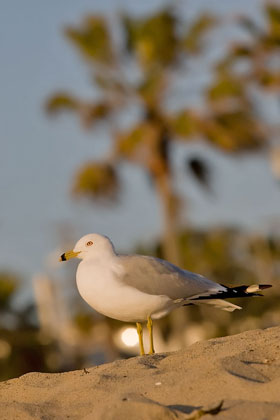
[184,400,223,419]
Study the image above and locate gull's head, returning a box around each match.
[60,233,115,262]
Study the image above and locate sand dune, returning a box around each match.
[1,326,280,419]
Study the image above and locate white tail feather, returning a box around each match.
[192,299,242,312]
[246,284,260,293]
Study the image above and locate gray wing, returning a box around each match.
[117,255,224,300]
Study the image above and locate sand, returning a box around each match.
[1,326,280,420]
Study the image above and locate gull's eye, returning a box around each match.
[86,241,93,247]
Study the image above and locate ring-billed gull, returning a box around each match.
[60,233,271,356]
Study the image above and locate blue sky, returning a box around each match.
[1,0,280,283]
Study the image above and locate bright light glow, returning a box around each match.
[121,327,139,347]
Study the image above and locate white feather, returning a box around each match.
[192,299,242,312]
[246,284,260,293]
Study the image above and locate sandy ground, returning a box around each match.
[1,326,280,420]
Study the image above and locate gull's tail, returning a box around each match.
[186,284,272,312]
[190,284,272,300]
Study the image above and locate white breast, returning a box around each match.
[76,259,172,323]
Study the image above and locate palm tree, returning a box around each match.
[46,5,277,264]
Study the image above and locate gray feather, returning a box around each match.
[117,255,224,300]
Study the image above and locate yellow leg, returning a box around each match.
[136,322,145,356]
[147,316,155,354]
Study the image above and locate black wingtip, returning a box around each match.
[191,283,272,301]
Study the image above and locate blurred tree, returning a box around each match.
[46,5,279,264]
[0,272,17,310]
[208,3,280,150]
[0,273,53,381]
[0,272,89,381]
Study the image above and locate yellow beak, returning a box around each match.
[59,250,80,262]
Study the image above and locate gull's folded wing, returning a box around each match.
[117,255,225,300]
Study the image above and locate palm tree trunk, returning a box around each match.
[154,172,182,266]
